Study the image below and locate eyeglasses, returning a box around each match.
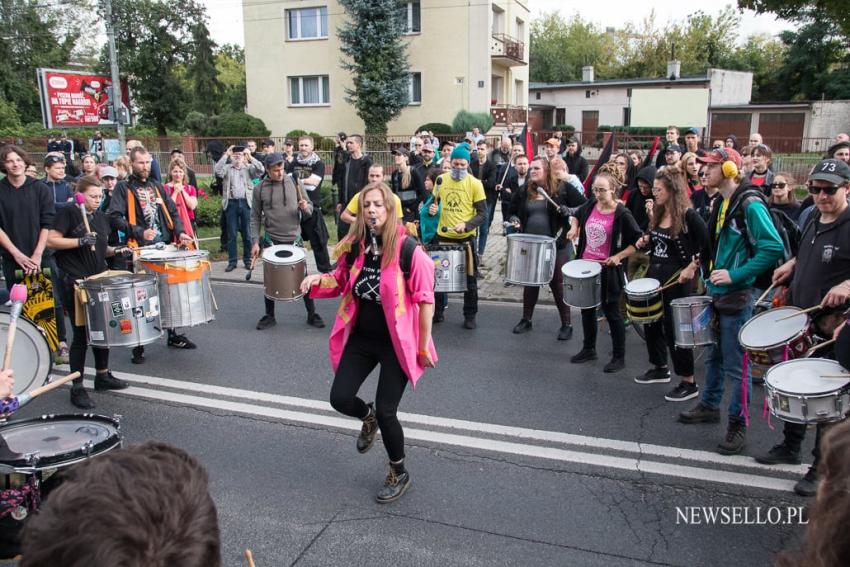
[591,186,611,193]
[769,183,787,189]
[698,171,709,178]
[808,184,843,196]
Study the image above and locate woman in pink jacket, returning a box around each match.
[300,182,437,503]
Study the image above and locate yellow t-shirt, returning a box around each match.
[434,173,486,239]
[715,197,730,238]
[346,192,403,219]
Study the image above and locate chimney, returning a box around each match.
[582,65,594,83]
[667,60,681,80]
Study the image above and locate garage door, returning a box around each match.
[710,113,751,145]
[758,113,805,153]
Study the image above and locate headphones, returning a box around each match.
[715,148,738,179]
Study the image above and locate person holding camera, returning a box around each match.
[214,145,265,272]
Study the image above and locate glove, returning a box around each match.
[78,233,97,247]
[558,205,571,218]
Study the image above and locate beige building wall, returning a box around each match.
[243,0,529,137]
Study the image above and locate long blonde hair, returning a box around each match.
[397,155,411,189]
[333,182,401,269]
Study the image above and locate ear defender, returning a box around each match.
[717,148,738,178]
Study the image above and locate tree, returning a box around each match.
[724,34,787,101]
[739,0,850,40]
[107,0,210,135]
[529,13,616,83]
[337,0,410,142]
[185,23,223,116]
[773,20,850,101]
[216,44,247,113]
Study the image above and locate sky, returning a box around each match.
[202,0,793,48]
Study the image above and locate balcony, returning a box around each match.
[490,105,527,126]
[490,33,525,66]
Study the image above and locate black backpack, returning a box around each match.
[733,189,800,289]
[346,236,419,280]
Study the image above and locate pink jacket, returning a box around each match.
[310,229,437,387]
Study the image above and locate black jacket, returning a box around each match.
[390,168,428,223]
[790,206,850,310]
[574,200,642,295]
[509,183,582,249]
[564,142,589,182]
[107,175,186,245]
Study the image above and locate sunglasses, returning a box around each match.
[769,183,787,189]
[699,171,708,178]
[808,184,842,196]
[712,145,723,149]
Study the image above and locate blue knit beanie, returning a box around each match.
[450,144,471,162]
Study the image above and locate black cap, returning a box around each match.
[685,128,700,136]
[391,147,409,157]
[827,140,850,157]
[261,139,275,148]
[809,159,850,185]
[666,144,684,153]
[284,139,295,146]
[44,154,65,166]
[264,152,285,167]
[337,131,347,139]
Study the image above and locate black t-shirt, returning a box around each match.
[353,249,389,338]
[53,206,109,279]
[525,199,550,235]
[0,177,56,259]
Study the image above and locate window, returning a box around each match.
[585,90,591,99]
[535,92,541,100]
[408,72,421,104]
[286,7,328,40]
[491,5,504,36]
[289,76,330,105]
[515,18,524,40]
[623,107,631,127]
[400,2,420,34]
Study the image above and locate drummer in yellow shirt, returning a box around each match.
[426,144,487,329]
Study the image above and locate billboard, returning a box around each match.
[629,88,710,128]
[36,68,130,129]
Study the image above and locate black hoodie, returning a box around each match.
[790,206,850,309]
[564,141,589,182]
[0,176,55,260]
[625,165,657,231]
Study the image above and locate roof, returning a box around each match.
[530,75,710,90]
[710,102,811,110]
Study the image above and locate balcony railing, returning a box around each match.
[490,33,525,65]
[490,105,527,126]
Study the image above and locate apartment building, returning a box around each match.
[242,0,530,136]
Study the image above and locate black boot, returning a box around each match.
[94,371,129,391]
[376,459,411,504]
[356,403,378,454]
[131,346,144,364]
[70,385,95,409]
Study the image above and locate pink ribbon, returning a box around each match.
[740,352,750,427]
[762,395,774,430]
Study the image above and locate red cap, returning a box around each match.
[697,148,743,169]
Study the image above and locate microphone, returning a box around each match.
[74,193,95,251]
[369,218,379,258]
[435,176,442,203]
[3,284,27,372]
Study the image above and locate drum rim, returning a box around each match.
[738,307,809,349]
[506,233,556,243]
[764,359,850,395]
[670,296,713,306]
[80,274,157,289]
[562,260,602,277]
[262,245,306,264]
[0,311,51,398]
[138,249,209,261]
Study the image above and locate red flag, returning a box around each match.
[520,123,534,160]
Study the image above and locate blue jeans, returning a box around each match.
[225,198,251,266]
[701,304,753,424]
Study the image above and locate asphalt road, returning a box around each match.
[9,282,812,566]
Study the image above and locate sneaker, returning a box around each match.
[55,343,70,365]
[717,422,747,455]
[793,467,819,497]
[167,334,197,349]
[463,317,477,330]
[224,264,237,273]
[432,311,444,323]
[131,346,145,365]
[635,367,671,384]
[678,402,720,424]
[256,315,277,330]
[570,348,597,364]
[94,371,129,391]
[356,403,378,454]
[557,325,573,341]
[307,313,326,328]
[603,357,625,373]
[70,386,95,410]
[503,282,513,288]
[376,463,411,504]
[512,319,532,334]
[755,443,802,465]
[664,381,699,402]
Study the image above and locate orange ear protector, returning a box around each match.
[716,148,738,178]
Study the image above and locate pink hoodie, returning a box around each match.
[310,229,437,387]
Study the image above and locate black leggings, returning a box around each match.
[59,278,109,386]
[329,333,408,462]
[643,281,694,377]
[523,246,570,324]
[579,268,625,357]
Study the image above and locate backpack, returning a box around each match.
[346,236,419,280]
[733,189,800,289]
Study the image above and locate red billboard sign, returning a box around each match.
[37,68,130,129]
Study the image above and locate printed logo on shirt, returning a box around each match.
[585,221,608,251]
[653,238,669,259]
[822,245,837,264]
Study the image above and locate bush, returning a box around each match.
[416,122,452,134]
[194,193,222,227]
[183,111,208,136]
[205,112,270,137]
[285,129,334,151]
[553,124,575,132]
[452,111,493,134]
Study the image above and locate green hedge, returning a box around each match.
[452,111,494,134]
[553,124,575,132]
[194,181,333,228]
[416,122,453,134]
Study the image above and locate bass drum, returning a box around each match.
[0,310,51,397]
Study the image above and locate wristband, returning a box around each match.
[417,350,429,357]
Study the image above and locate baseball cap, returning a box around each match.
[665,144,684,154]
[545,137,560,147]
[284,139,295,146]
[391,147,409,157]
[697,148,743,169]
[261,138,275,148]
[264,152,286,167]
[685,128,700,136]
[422,143,434,152]
[99,166,118,179]
[44,154,65,166]
[809,159,850,185]
[827,140,850,157]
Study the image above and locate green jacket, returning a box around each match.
[703,182,784,295]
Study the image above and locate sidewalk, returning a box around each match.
[208,208,554,305]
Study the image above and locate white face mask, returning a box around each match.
[451,168,467,181]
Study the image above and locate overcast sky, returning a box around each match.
[202,0,792,48]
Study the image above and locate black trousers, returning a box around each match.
[58,277,108,386]
[784,421,829,468]
[329,333,408,462]
[301,210,333,273]
[523,246,570,325]
[433,235,478,319]
[643,281,695,377]
[579,270,625,357]
[263,238,316,317]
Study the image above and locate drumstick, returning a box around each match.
[3,285,27,372]
[755,281,778,306]
[806,338,836,355]
[245,549,256,567]
[776,305,822,321]
[75,193,96,252]
[659,280,680,292]
[1,372,81,415]
[245,255,258,281]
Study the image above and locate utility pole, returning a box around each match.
[103,0,125,152]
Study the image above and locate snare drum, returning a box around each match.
[0,414,123,559]
[505,234,556,286]
[138,248,215,328]
[765,359,850,424]
[263,245,307,301]
[80,274,162,348]
[670,296,715,348]
[624,278,663,323]
[427,245,467,293]
[0,311,50,397]
[739,306,812,369]
[561,260,601,308]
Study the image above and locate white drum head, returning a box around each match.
[0,314,50,397]
[766,359,850,395]
[507,233,555,245]
[671,296,713,308]
[739,307,807,348]
[562,260,601,279]
[625,278,660,295]
[138,244,180,260]
[263,245,305,265]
